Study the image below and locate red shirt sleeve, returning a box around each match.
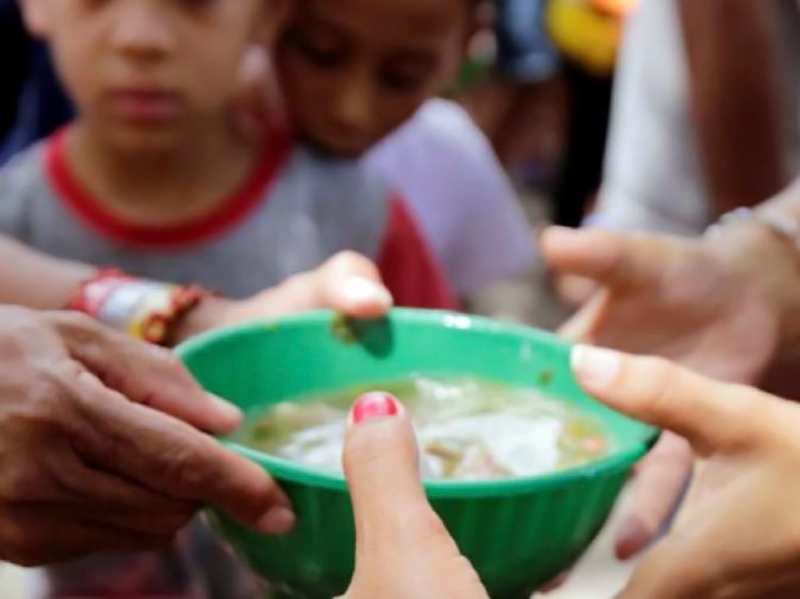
[377,197,459,310]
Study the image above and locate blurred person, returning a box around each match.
[1,0,535,315]
[4,0,455,594]
[593,0,796,236]
[546,0,637,227]
[572,0,800,563]
[275,0,536,312]
[0,254,391,567]
[543,171,800,561]
[461,0,562,170]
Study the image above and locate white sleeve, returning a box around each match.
[367,100,535,296]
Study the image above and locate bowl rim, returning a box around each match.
[177,308,660,499]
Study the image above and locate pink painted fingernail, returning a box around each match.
[349,392,402,425]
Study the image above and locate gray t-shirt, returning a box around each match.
[0,133,389,298]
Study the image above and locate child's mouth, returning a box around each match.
[108,89,182,124]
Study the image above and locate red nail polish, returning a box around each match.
[350,392,401,424]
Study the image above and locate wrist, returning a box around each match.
[67,269,211,347]
[704,216,800,356]
[167,295,237,346]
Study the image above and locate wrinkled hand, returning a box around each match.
[572,345,800,598]
[0,307,292,566]
[542,224,796,557]
[174,252,393,342]
[340,395,488,599]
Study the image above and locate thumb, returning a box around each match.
[342,393,487,599]
[343,393,429,546]
[541,226,665,291]
[570,345,757,456]
[315,252,393,318]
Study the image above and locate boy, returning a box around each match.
[3,0,454,596]
[3,0,454,311]
[277,0,535,306]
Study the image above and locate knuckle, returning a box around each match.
[0,466,44,502]
[162,444,207,493]
[634,356,683,420]
[47,311,100,343]
[400,505,449,547]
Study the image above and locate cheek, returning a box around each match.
[280,58,339,110]
[372,92,429,135]
[49,34,102,108]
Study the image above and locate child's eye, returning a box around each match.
[286,30,346,68]
[379,70,429,93]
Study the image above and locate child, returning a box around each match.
[275,0,536,305]
[1,0,456,596]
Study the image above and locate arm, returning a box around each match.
[0,235,92,309]
[0,235,392,344]
[679,0,788,215]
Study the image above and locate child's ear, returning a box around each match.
[254,0,292,47]
[19,0,51,38]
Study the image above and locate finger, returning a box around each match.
[615,433,693,560]
[53,454,197,535]
[50,445,195,511]
[343,394,432,543]
[319,252,393,318]
[570,345,760,454]
[557,291,607,343]
[65,369,294,535]
[283,252,392,318]
[617,536,711,599]
[49,311,242,434]
[541,226,666,291]
[343,394,486,599]
[0,506,174,567]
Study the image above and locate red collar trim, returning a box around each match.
[45,128,291,249]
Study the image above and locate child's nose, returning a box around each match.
[332,77,374,132]
[109,4,176,59]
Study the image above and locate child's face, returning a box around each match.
[23,0,283,150]
[277,0,470,158]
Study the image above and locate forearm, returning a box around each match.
[0,236,93,309]
[0,235,231,345]
[679,0,787,215]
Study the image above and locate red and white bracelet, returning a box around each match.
[67,269,209,345]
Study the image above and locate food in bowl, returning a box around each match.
[237,377,611,480]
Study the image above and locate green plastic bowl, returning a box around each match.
[176,309,657,599]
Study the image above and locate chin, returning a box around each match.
[106,125,184,154]
[297,130,370,160]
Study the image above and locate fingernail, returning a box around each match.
[341,277,393,308]
[571,344,621,389]
[349,392,402,425]
[208,393,243,423]
[615,516,652,560]
[256,506,296,535]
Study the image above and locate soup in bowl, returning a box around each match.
[176,309,657,599]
